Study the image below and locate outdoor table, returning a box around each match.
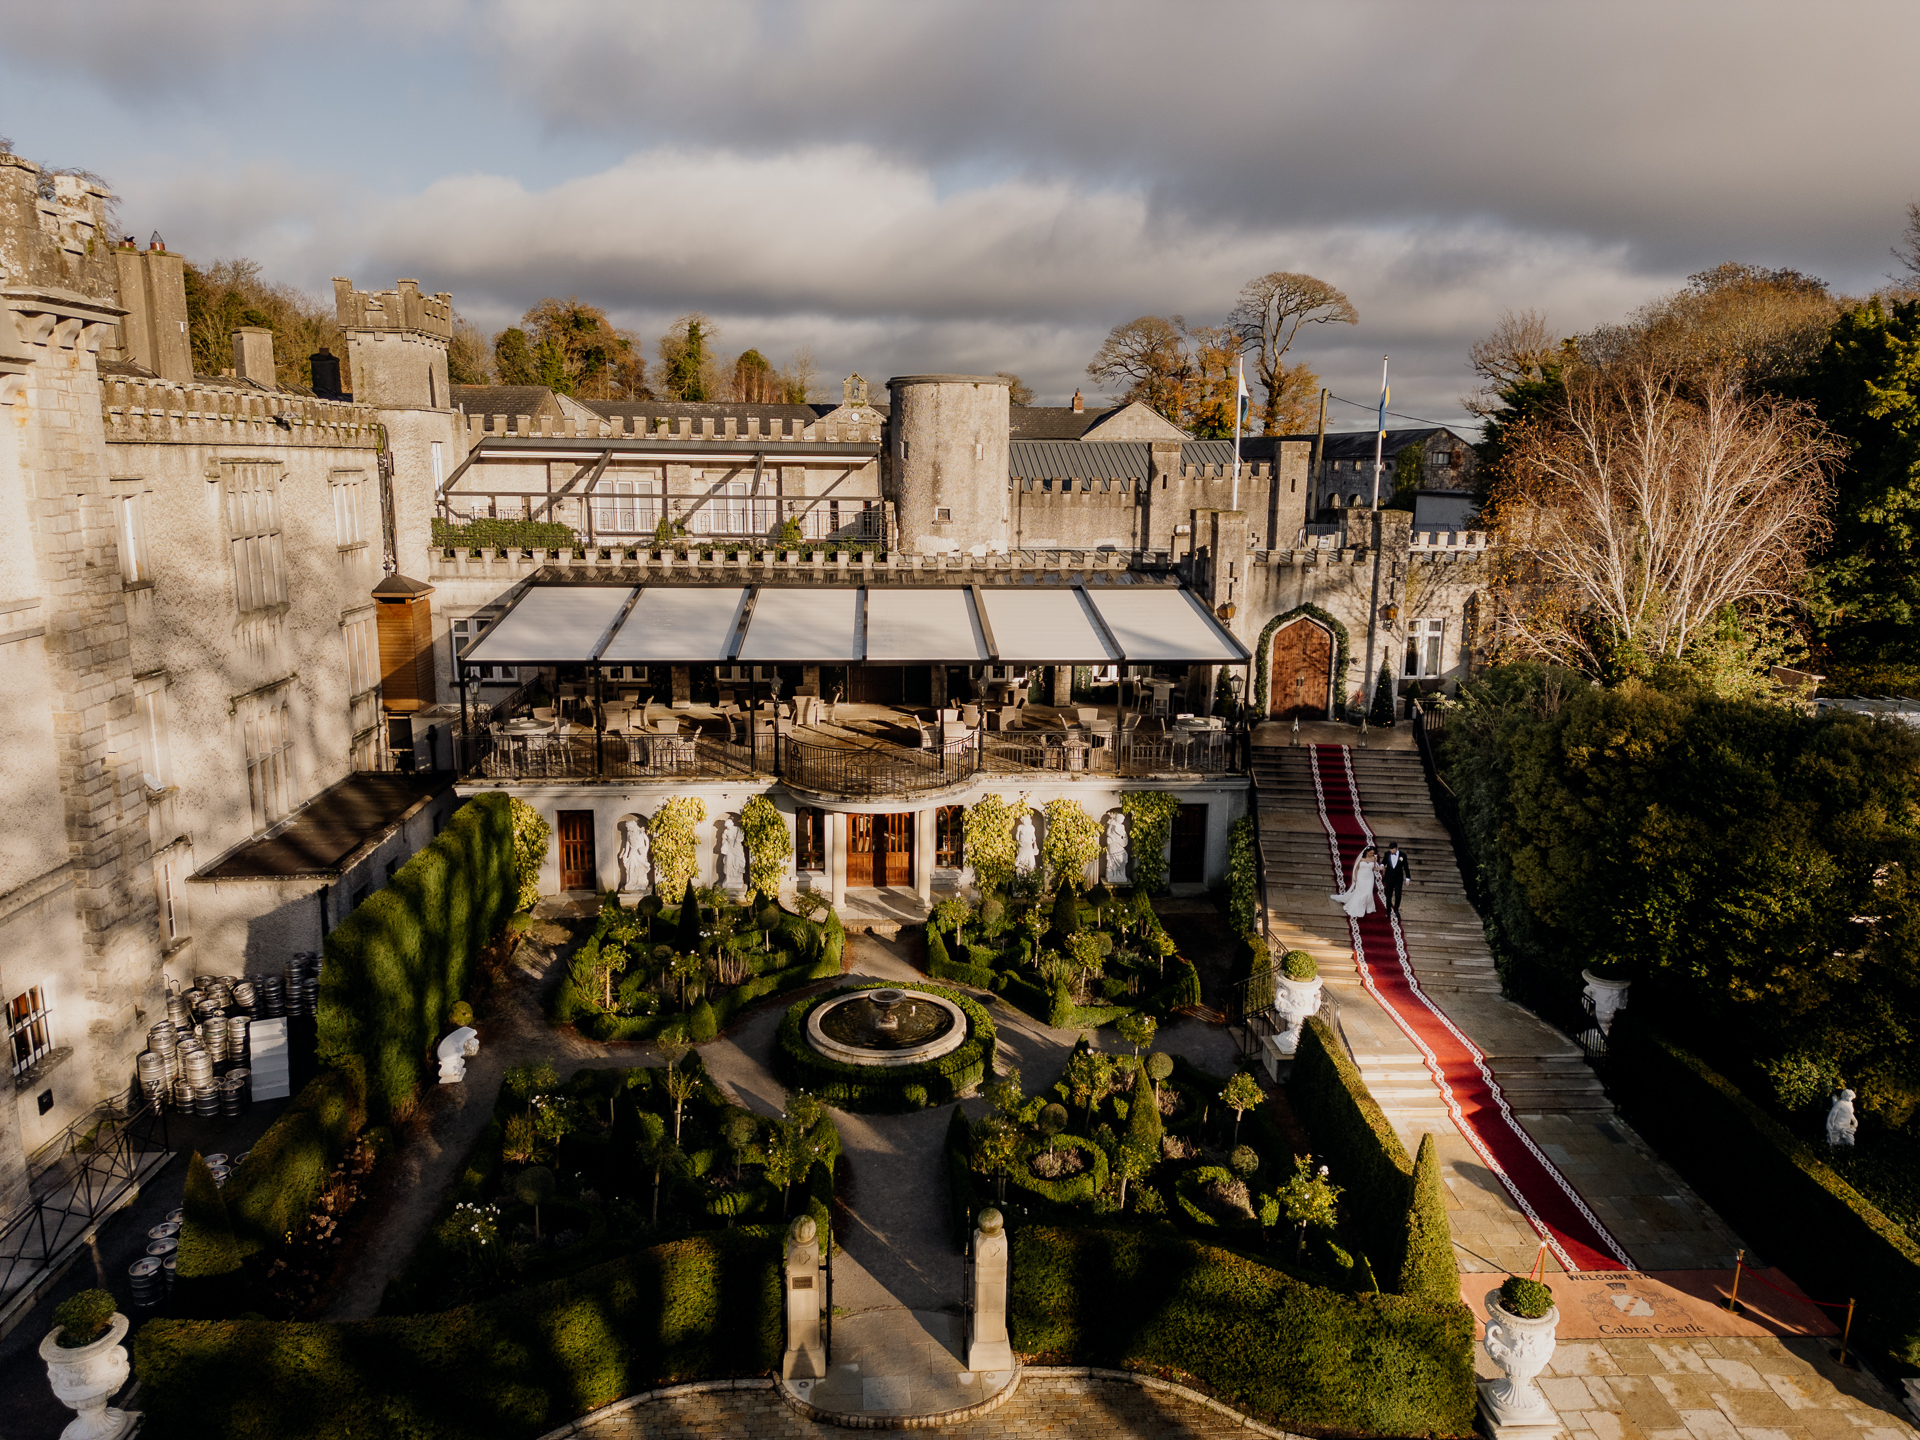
[501,718,552,734]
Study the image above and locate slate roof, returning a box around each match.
[1008,438,1278,482]
[452,385,564,419]
[581,400,880,425]
[1010,406,1114,440]
[197,773,450,880]
[1314,426,1472,461]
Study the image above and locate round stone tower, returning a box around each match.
[885,374,1012,554]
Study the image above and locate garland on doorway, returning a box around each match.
[1252,603,1351,720]
[650,796,707,900]
[740,796,792,899]
[1118,791,1181,893]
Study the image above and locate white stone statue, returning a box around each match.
[436,1026,479,1084]
[782,1215,826,1381]
[1013,812,1039,876]
[1826,1088,1858,1148]
[1105,811,1129,885]
[1581,968,1630,1035]
[719,815,748,891]
[617,817,651,894]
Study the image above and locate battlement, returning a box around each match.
[429,544,1148,584]
[101,374,380,449]
[461,412,884,446]
[332,277,453,340]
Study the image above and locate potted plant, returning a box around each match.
[1479,1276,1559,1429]
[1272,949,1323,1056]
[40,1288,134,1440]
[1580,965,1630,1035]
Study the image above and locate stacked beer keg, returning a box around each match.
[134,971,267,1115]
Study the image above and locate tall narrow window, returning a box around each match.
[114,480,151,584]
[134,677,171,789]
[243,692,295,832]
[7,986,52,1078]
[225,463,288,613]
[1403,619,1446,679]
[332,471,366,547]
[934,806,965,869]
[796,807,826,872]
[345,613,379,695]
[431,441,444,489]
[157,848,188,946]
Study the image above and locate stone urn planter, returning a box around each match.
[1272,974,1324,1056]
[1478,1289,1559,1436]
[1580,969,1630,1035]
[39,1312,135,1440]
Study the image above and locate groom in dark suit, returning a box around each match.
[1381,842,1412,917]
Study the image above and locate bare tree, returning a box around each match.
[1086,314,1187,418]
[1465,309,1561,416]
[779,346,818,404]
[1488,363,1837,677]
[1228,272,1357,434]
[1892,200,1920,285]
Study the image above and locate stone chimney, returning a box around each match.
[232,326,275,387]
[110,245,192,382]
[1072,389,1084,413]
[310,348,344,400]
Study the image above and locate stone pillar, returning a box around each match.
[829,813,847,909]
[782,1216,827,1380]
[670,665,692,709]
[966,1208,1015,1373]
[1049,665,1072,706]
[913,808,936,906]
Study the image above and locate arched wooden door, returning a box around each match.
[1269,618,1333,720]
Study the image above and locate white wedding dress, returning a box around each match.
[1330,858,1378,918]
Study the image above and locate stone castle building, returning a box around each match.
[0,150,1492,1229]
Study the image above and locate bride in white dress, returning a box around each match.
[1329,846,1380,918]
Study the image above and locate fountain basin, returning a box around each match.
[806,988,968,1067]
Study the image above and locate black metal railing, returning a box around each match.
[2,1093,169,1301]
[467,719,1247,794]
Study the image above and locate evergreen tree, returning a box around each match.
[1368,662,1398,726]
[1397,1132,1458,1301]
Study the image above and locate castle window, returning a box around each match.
[345,613,379,697]
[796,807,826,872]
[332,471,367,547]
[135,676,172,789]
[242,690,295,833]
[1403,618,1446,679]
[935,805,965,868]
[225,463,288,613]
[934,506,953,524]
[113,479,151,584]
[8,986,53,1078]
[157,846,189,947]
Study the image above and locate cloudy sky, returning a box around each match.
[5,0,1917,426]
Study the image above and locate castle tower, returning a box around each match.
[885,374,1011,554]
[332,277,452,409]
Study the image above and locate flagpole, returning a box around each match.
[1231,356,1244,511]
[1362,356,1389,724]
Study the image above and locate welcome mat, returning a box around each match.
[1461,1269,1840,1339]
[1309,745,1633,1273]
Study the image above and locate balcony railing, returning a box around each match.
[462,722,1242,796]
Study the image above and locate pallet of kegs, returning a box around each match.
[232,979,257,1012]
[145,1235,178,1272]
[194,1086,219,1119]
[254,974,286,1018]
[128,1256,163,1309]
[137,1051,169,1108]
[165,993,192,1030]
[181,1043,213,1091]
[285,954,320,1017]
[226,1016,250,1066]
[219,1074,245,1117]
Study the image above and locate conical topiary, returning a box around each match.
[1368,663,1398,727]
[674,878,702,951]
[1396,1131,1458,1301]
[1125,1056,1163,1151]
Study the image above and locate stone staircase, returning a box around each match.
[1250,743,1611,1120]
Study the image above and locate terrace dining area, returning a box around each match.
[453,577,1249,799]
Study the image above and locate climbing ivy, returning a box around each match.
[1252,604,1351,721]
[509,798,551,911]
[1118,792,1181,894]
[963,794,1020,890]
[1227,814,1259,936]
[740,796,792,900]
[1040,797,1100,891]
[649,797,707,900]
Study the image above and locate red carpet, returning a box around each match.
[1309,744,1633,1274]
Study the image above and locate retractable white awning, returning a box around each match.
[1087,587,1244,664]
[600,587,750,663]
[459,581,1248,669]
[463,585,635,664]
[737,588,862,662]
[864,587,990,663]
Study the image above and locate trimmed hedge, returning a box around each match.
[319,792,517,1121]
[1008,1135,1109,1206]
[1608,1019,1920,1365]
[219,1066,366,1258]
[928,951,997,991]
[1175,1165,1261,1232]
[1012,1224,1475,1437]
[585,952,838,1042]
[135,1229,783,1440]
[773,982,995,1111]
[1399,1133,1458,1303]
[1289,1015,1420,1282]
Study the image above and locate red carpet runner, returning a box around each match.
[1310,744,1633,1273]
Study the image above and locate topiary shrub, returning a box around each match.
[1398,1133,1458,1303]
[52,1288,118,1347]
[509,797,550,910]
[1281,949,1317,981]
[739,796,791,900]
[1009,1134,1108,1207]
[689,998,718,1044]
[1041,797,1101,890]
[1118,792,1181,893]
[1497,1276,1555,1319]
[650,797,707,900]
[216,1066,365,1261]
[963,795,1020,891]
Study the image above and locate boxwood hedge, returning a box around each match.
[135,1229,783,1440]
[1011,1223,1475,1437]
[772,982,994,1111]
[318,792,517,1121]
[1007,1135,1109,1207]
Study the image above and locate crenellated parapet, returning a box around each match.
[101,374,380,448]
[428,543,1141,584]
[460,412,884,446]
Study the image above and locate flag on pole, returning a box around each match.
[1378,369,1390,435]
[1236,359,1251,432]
